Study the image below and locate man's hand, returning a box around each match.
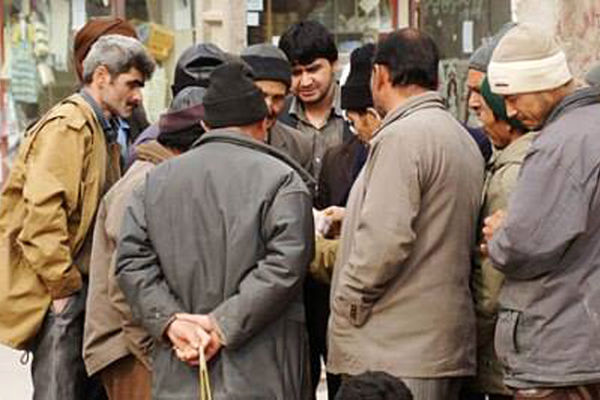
[167,314,223,365]
[481,210,507,256]
[51,296,74,314]
[323,206,346,222]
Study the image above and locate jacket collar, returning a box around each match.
[488,132,536,172]
[370,91,445,144]
[193,129,316,195]
[544,85,600,128]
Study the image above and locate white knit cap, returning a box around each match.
[488,24,572,95]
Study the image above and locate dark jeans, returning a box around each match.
[30,282,106,400]
[304,276,341,400]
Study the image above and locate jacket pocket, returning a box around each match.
[495,309,520,367]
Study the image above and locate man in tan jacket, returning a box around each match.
[328,29,484,400]
[0,35,154,400]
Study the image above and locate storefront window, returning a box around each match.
[0,0,195,180]
[248,0,397,54]
[417,0,512,121]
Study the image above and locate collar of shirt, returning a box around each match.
[289,83,344,127]
[79,89,118,143]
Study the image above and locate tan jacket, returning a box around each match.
[83,141,174,375]
[0,94,120,349]
[328,92,484,378]
[471,133,534,394]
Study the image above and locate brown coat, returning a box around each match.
[328,92,484,378]
[83,141,173,376]
[0,94,120,349]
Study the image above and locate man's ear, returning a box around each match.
[92,65,110,87]
[366,107,381,121]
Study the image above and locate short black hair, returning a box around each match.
[374,28,439,90]
[278,20,338,66]
[335,371,413,400]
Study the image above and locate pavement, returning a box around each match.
[0,345,32,400]
[0,344,328,400]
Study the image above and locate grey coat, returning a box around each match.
[328,92,484,378]
[489,87,600,388]
[116,129,314,400]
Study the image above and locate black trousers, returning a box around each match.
[304,276,341,400]
[30,282,106,400]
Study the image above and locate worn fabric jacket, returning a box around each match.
[315,135,367,210]
[268,120,313,174]
[328,92,484,378]
[471,133,534,395]
[488,87,600,388]
[83,140,174,376]
[116,129,314,400]
[0,94,120,349]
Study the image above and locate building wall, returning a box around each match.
[514,0,600,78]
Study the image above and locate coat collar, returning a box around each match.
[369,91,445,145]
[488,132,536,172]
[194,129,316,194]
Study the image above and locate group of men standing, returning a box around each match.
[0,15,599,400]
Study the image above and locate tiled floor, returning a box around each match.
[0,345,32,400]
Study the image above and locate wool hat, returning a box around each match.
[468,22,516,72]
[202,62,268,129]
[584,62,600,86]
[241,44,292,87]
[73,17,138,81]
[341,43,375,111]
[488,24,572,95]
[171,43,229,96]
[480,77,526,132]
[158,87,206,151]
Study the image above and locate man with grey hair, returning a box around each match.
[483,24,600,398]
[0,34,154,400]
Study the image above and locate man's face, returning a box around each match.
[100,67,145,118]
[466,69,485,119]
[254,80,287,129]
[346,109,381,143]
[504,91,555,130]
[290,58,335,105]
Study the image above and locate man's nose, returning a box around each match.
[299,71,311,86]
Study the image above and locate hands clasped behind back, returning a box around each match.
[166,313,223,366]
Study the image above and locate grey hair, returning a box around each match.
[82,34,155,84]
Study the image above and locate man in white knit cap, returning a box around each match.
[482,23,600,399]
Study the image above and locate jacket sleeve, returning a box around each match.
[17,118,84,299]
[332,132,421,327]
[115,181,184,340]
[488,147,588,280]
[211,181,314,349]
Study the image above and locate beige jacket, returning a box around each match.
[0,94,120,349]
[83,141,174,375]
[328,92,484,378]
[471,133,534,394]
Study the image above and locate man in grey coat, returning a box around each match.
[328,29,484,400]
[116,62,314,399]
[483,24,600,399]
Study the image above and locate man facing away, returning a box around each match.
[328,28,484,400]
[0,34,155,400]
[116,62,314,399]
[483,23,600,400]
[83,86,206,400]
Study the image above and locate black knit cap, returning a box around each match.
[341,43,376,111]
[203,62,268,129]
[241,44,292,87]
